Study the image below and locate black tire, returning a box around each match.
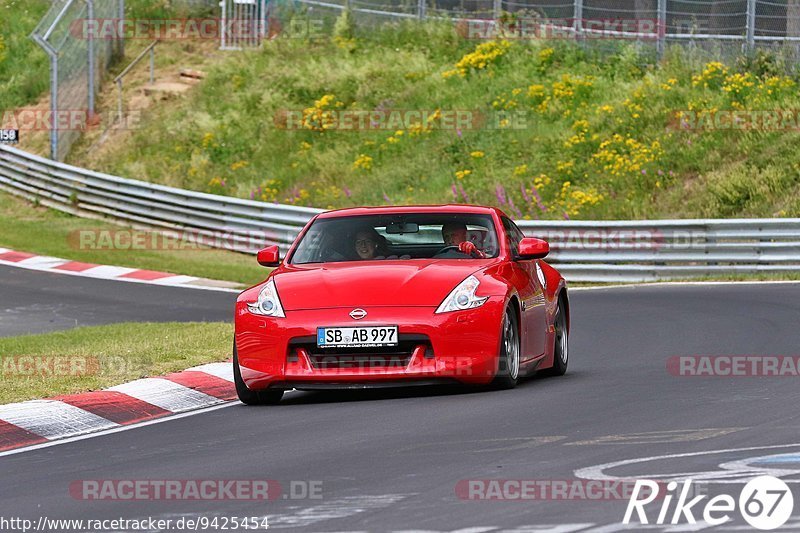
[544,297,568,377]
[493,306,521,389]
[233,343,283,405]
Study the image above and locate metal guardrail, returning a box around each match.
[1,145,799,282]
[0,145,319,253]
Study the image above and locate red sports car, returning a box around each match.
[234,205,569,404]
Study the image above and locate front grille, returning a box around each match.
[288,334,431,370]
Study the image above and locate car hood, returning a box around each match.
[273,260,489,310]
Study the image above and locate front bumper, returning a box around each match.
[235,297,506,389]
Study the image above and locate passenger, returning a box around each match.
[354,227,385,260]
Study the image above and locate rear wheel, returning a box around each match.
[545,298,568,377]
[493,306,520,389]
[233,343,283,405]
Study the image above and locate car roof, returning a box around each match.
[316,204,508,219]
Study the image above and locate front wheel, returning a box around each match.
[233,343,283,405]
[493,306,520,389]
[544,298,568,377]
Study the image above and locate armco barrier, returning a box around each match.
[1,145,799,282]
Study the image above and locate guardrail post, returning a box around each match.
[746,0,756,51]
[418,0,427,20]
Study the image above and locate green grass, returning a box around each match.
[61,16,800,221]
[0,322,232,404]
[0,191,268,286]
[0,0,51,111]
[0,0,216,113]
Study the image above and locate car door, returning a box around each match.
[502,217,547,360]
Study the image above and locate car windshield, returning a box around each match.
[289,213,500,264]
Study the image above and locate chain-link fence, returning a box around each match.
[31,0,124,162]
[296,0,800,59]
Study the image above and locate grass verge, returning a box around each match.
[0,322,232,404]
[0,191,267,286]
[63,16,800,220]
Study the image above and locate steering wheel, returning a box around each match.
[435,245,461,255]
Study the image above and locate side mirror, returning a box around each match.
[257,245,280,267]
[517,237,549,259]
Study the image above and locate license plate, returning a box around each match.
[317,326,398,348]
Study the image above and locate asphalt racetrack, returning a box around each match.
[0,264,235,336]
[2,269,800,532]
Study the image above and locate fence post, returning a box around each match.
[573,0,583,40]
[50,56,59,160]
[86,0,95,117]
[657,0,667,58]
[493,0,501,21]
[746,0,756,51]
[418,0,427,20]
[220,0,227,49]
[260,0,267,40]
[119,0,125,58]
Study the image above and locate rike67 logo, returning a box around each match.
[624,476,794,530]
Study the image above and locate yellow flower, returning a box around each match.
[444,40,512,78]
[353,154,373,171]
[230,160,249,171]
[470,151,485,159]
[513,164,528,176]
[455,169,472,180]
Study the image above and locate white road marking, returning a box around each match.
[0,253,240,292]
[15,255,70,269]
[574,443,800,484]
[565,428,744,446]
[187,362,234,382]
[269,494,411,528]
[0,401,240,458]
[151,275,200,285]
[80,265,139,278]
[0,400,118,439]
[108,378,223,412]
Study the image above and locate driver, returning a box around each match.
[441,222,486,258]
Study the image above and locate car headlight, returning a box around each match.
[435,275,488,314]
[247,279,286,317]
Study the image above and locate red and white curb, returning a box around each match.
[0,247,241,292]
[0,362,235,453]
